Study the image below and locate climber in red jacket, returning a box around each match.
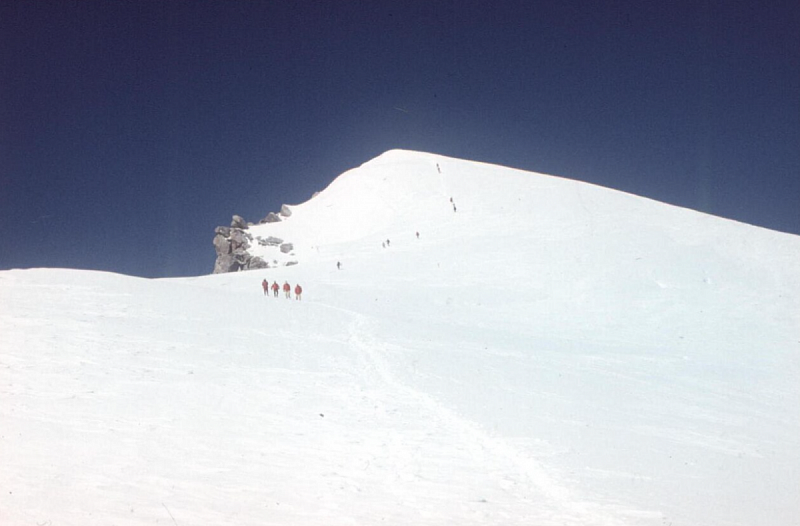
[283,281,291,299]
[271,281,279,297]
[294,284,303,300]
[261,279,268,296]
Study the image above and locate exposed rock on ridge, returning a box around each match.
[231,215,248,229]
[212,210,297,273]
[260,213,281,224]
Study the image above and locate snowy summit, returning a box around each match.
[2,150,799,525]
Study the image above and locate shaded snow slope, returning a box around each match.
[2,150,799,525]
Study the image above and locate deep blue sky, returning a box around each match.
[2,1,798,278]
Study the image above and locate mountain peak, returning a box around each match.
[212,151,798,275]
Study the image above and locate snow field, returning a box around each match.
[2,150,799,525]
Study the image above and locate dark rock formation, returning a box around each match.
[230,229,247,250]
[232,247,249,262]
[261,212,282,223]
[248,256,269,270]
[213,254,238,274]
[213,234,231,256]
[213,209,297,273]
[231,215,248,229]
[256,236,284,247]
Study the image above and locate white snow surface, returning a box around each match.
[2,149,799,525]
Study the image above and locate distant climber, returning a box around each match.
[386,239,391,247]
[415,231,419,239]
[453,203,457,213]
[337,261,341,270]
[294,284,303,300]
[271,281,279,297]
[283,281,291,299]
[449,197,453,203]
[262,279,268,296]
[436,163,441,173]
[382,242,385,248]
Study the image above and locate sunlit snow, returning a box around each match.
[2,150,799,525]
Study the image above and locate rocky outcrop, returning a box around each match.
[212,214,296,273]
[230,229,247,249]
[248,256,269,270]
[280,204,292,217]
[213,254,238,274]
[260,212,282,223]
[256,236,283,247]
[212,216,257,273]
[213,234,231,257]
[231,215,248,229]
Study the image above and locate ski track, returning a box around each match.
[319,300,655,525]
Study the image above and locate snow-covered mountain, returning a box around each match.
[2,150,799,525]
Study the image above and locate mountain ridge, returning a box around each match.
[213,149,799,276]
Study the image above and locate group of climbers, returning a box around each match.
[381,229,423,250]
[259,191,456,297]
[261,279,302,300]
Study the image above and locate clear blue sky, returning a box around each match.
[2,0,798,278]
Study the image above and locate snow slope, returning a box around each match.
[2,150,799,525]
